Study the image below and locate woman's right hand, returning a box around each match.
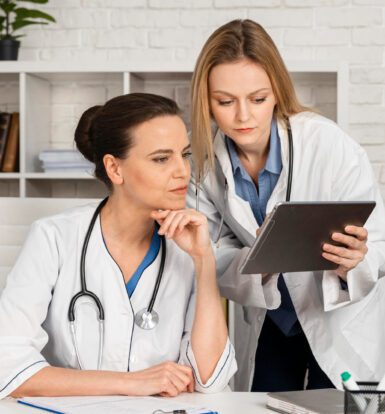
[125,361,195,397]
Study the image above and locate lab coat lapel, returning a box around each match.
[266,118,291,212]
[213,130,258,239]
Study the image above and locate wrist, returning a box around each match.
[117,371,135,395]
[192,249,215,265]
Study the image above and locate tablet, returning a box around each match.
[240,201,376,274]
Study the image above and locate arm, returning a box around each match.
[152,209,237,392]
[12,364,194,398]
[322,134,385,310]
[186,180,281,309]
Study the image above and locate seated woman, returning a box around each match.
[0,93,236,399]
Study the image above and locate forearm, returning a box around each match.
[191,252,228,384]
[10,366,130,398]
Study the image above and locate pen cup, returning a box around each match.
[344,382,385,414]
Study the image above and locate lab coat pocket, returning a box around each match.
[341,279,385,376]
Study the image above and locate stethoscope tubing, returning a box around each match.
[68,196,166,369]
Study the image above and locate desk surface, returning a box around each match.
[0,392,274,413]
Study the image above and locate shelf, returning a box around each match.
[0,61,348,198]
[0,173,20,179]
[24,172,95,180]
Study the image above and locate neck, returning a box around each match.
[100,194,154,247]
[235,132,270,169]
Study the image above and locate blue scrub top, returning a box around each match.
[126,226,161,298]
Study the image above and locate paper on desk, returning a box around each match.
[18,395,216,414]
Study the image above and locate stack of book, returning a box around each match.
[39,149,94,173]
[0,112,19,173]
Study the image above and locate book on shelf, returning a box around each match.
[39,149,94,173]
[1,112,19,173]
[0,112,12,167]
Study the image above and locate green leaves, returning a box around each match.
[18,0,49,3]
[15,7,55,21]
[0,0,55,39]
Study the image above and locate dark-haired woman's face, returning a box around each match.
[119,115,191,211]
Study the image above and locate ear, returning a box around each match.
[103,154,123,185]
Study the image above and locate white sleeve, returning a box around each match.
[187,181,281,309]
[323,135,385,311]
[0,221,58,398]
[178,278,237,393]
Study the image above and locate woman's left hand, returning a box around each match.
[150,209,212,261]
[322,225,368,280]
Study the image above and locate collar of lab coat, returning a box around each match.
[212,117,291,238]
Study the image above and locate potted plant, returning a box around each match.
[0,0,55,60]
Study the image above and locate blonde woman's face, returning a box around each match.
[209,58,276,151]
[118,115,191,211]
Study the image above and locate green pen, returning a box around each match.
[341,371,367,413]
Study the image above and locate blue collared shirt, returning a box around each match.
[226,119,282,226]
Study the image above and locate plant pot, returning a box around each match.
[0,39,20,60]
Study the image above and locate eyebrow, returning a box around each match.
[147,144,191,156]
[211,88,271,97]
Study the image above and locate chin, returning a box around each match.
[163,198,186,211]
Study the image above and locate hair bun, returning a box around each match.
[74,105,102,162]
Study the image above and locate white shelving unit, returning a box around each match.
[0,61,348,199]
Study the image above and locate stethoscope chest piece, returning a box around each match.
[135,308,159,330]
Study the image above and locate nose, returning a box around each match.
[236,100,251,123]
[173,155,190,179]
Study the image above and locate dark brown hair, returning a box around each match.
[75,93,181,189]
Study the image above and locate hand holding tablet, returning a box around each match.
[240,201,376,274]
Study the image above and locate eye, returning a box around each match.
[218,100,233,106]
[252,97,267,104]
[182,151,192,159]
[152,156,169,164]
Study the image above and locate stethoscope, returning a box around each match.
[196,119,293,243]
[68,197,166,370]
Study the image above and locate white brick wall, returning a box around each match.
[6,0,385,198]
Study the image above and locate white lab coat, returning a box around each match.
[0,203,236,399]
[187,111,385,391]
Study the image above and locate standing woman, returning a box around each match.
[0,93,236,399]
[187,19,385,392]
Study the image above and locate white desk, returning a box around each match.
[0,392,274,413]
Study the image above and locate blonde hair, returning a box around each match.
[191,19,307,182]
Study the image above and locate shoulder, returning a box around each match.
[289,111,364,156]
[31,202,99,238]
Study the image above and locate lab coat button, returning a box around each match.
[131,355,137,363]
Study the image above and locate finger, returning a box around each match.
[157,211,179,235]
[344,225,368,241]
[150,210,170,219]
[170,367,194,391]
[162,362,193,392]
[187,375,195,393]
[330,232,365,250]
[167,371,190,395]
[322,251,359,269]
[166,213,187,239]
[323,243,362,260]
[176,216,192,236]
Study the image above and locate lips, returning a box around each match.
[234,127,255,133]
[170,186,188,195]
